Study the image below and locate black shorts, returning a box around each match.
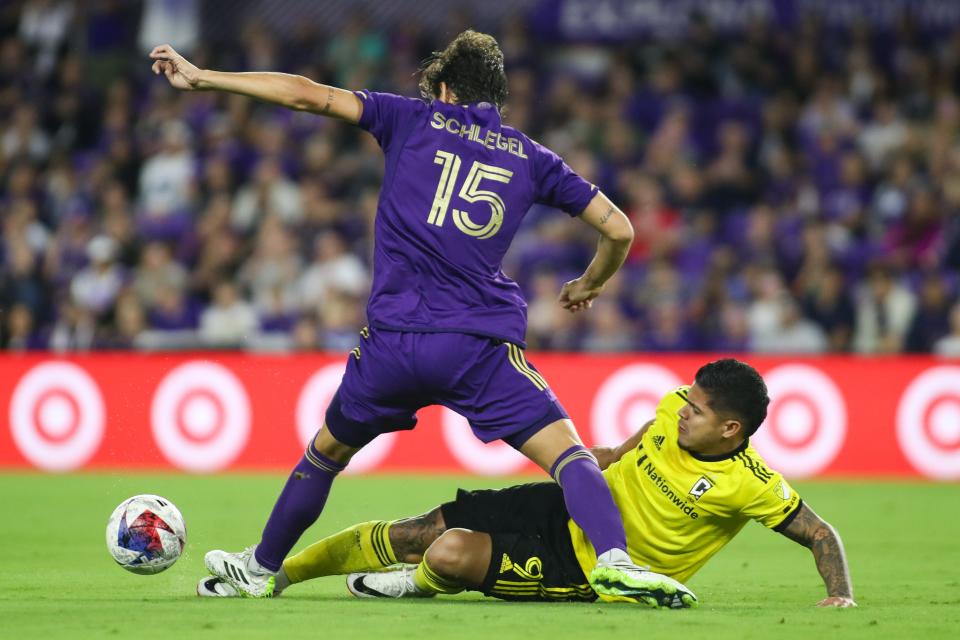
[440,482,595,602]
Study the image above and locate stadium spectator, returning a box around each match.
[852,265,918,354]
[101,291,147,350]
[2,302,44,350]
[933,303,960,358]
[18,0,74,78]
[70,234,125,319]
[582,298,637,352]
[801,265,856,352]
[751,298,828,354]
[199,280,258,347]
[133,240,189,309]
[906,274,956,353]
[138,126,196,244]
[525,270,579,351]
[147,283,200,332]
[237,216,302,317]
[231,157,303,232]
[48,299,95,352]
[1,104,49,161]
[297,230,369,312]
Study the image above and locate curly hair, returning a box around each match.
[418,30,508,109]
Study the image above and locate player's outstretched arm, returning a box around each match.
[148,44,362,123]
[777,503,857,608]
[559,192,633,313]
[591,419,653,469]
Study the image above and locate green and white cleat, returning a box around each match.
[204,546,276,598]
[589,561,698,609]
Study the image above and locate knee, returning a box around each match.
[424,529,475,577]
[311,426,356,464]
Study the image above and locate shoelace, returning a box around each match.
[395,567,416,597]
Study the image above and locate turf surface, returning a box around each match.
[1,473,956,639]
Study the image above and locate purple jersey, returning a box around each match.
[355,91,598,347]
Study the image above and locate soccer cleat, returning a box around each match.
[589,562,698,609]
[204,546,276,598]
[346,567,434,599]
[197,576,240,597]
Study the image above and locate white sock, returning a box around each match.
[596,548,632,566]
[274,567,292,593]
[246,548,277,575]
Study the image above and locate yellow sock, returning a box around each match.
[282,520,397,584]
[413,557,464,595]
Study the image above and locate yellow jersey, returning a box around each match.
[568,386,802,584]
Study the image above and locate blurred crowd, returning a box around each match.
[2,0,960,356]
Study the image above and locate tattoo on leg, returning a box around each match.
[599,206,614,224]
[389,508,446,563]
[322,87,335,114]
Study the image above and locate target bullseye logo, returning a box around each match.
[751,364,846,478]
[296,364,397,474]
[151,361,251,472]
[441,409,528,475]
[10,361,105,471]
[591,364,683,446]
[173,389,226,442]
[897,366,960,479]
[32,389,81,443]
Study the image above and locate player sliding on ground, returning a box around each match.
[199,360,856,608]
[149,31,698,606]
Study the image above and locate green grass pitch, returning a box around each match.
[2,473,957,640]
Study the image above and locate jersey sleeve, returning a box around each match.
[741,474,803,531]
[354,90,426,153]
[531,141,599,216]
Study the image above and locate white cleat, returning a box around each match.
[346,566,434,599]
[196,576,240,597]
[204,546,276,598]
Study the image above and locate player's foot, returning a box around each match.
[346,567,435,599]
[197,576,239,597]
[197,575,287,598]
[204,546,276,598]
[590,559,698,609]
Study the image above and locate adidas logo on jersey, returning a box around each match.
[652,435,665,450]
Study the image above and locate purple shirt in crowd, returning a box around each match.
[355,91,598,347]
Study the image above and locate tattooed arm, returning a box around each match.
[559,192,633,312]
[777,503,857,608]
[149,44,362,122]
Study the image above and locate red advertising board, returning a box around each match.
[1,354,958,479]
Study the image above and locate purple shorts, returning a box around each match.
[325,328,568,449]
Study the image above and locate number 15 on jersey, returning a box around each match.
[428,150,514,240]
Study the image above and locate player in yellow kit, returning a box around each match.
[198,359,856,608]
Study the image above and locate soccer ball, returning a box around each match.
[106,494,187,574]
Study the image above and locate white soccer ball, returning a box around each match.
[106,494,187,574]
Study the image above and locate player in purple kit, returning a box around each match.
[150,31,695,607]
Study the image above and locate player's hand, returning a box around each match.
[558,277,603,313]
[816,596,857,608]
[149,44,202,90]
